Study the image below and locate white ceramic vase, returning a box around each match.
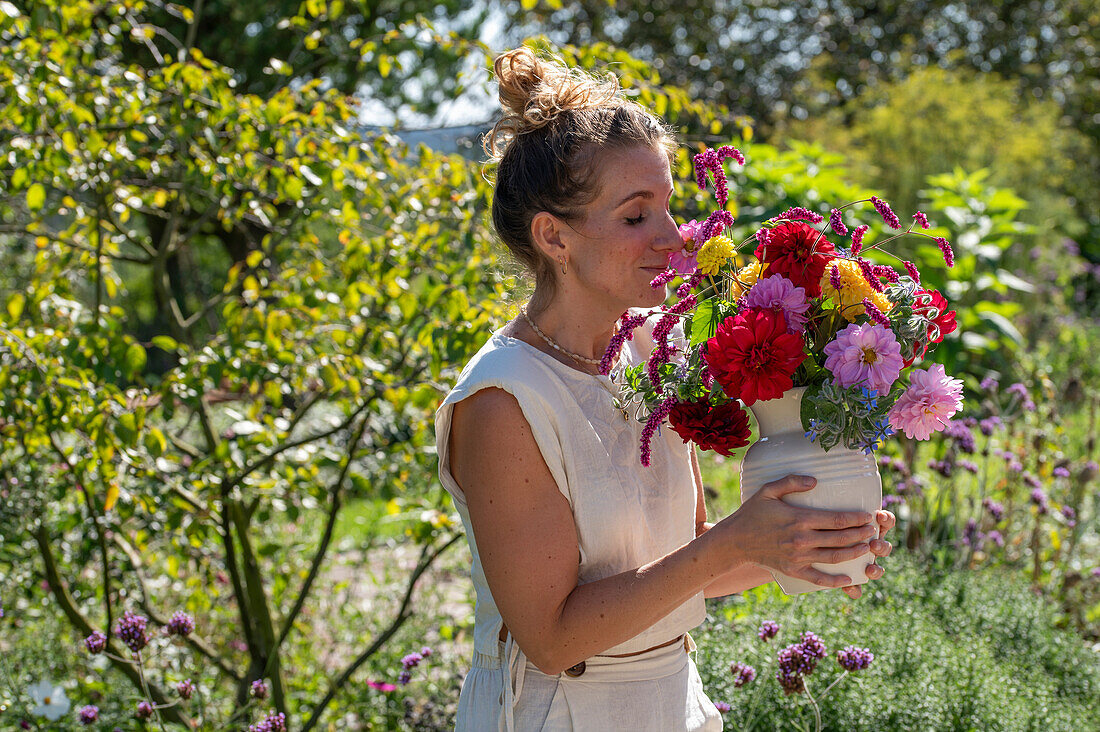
[739,386,881,595]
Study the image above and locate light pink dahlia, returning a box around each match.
[743,275,811,333]
[823,322,903,393]
[669,220,701,274]
[888,363,964,440]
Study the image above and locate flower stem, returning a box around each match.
[802,676,823,732]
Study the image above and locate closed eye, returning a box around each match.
[625,214,646,225]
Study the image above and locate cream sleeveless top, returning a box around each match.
[434,312,706,662]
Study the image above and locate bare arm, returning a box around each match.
[449,388,876,675]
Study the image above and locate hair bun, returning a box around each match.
[486,47,620,159]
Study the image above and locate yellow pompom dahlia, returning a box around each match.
[695,234,737,276]
[730,259,767,297]
[820,259,893,322]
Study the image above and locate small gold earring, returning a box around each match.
[558,256,567,275]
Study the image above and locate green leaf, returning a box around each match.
[26,183,45,210]
[151,335,178,352]
[688,299,721,347]
[6,292,25,320]
[125,343,148,375]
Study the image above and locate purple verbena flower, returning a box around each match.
[79,705,99,725]
[757,620,780,641]
[987,530,1005,548]
[958,459,979,474]
[978,416,1003,436]
[420,646,433,658]
[730,662,757,687]
[136,701,154,720]
[912,211,930,229]
[1030,487,1049,514]
[714,701,731,713]
[176,679,194,700]
[249,713,288,732]
[980,376,999,392]
[1053,466,1070,478]
[250,679,269,700]
[84,630,107,654]
[401,652,424,670]
[836,645,874,671]
[165,611,194,637]
[1024,473,1042,490]
[882,494,905,508]
[398,670,412,686]
[115,611,149,653]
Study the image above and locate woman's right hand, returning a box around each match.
[718,474,878,588]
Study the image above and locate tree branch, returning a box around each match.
[299,534,462,732]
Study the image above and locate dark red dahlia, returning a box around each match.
[753,221,836,297]
[668,399,752,456]
[703,309,806,405]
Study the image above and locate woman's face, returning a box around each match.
[557,144,682,312]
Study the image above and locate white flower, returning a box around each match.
[28,680,70,721]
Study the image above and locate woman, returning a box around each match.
[435,47,895,731]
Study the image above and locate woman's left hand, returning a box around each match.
[840,510,896,599]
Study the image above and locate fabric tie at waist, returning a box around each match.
[487,633,697,731]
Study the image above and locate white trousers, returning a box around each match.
[454,635,724,732]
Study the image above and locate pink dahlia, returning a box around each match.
[743,275,811,333]
[888,363,964,440]
[704,309,806,405]
[823,322,904,394]
[669,220,701,275]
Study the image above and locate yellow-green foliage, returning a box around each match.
[784,67,1085,224]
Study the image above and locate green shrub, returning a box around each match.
[695,553,1100,731]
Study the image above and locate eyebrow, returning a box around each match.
[614,190,653,208]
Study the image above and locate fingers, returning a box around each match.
[865,563,885,580]
[808,542,872,565]
[799,507,876,531]
[869,538,893,557]
[761,474,816,497]
[842,585,863,599]
[875,509,897,534]
[795,567,852,588]
[811,524,878,548]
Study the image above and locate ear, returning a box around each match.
[529,211,566,261]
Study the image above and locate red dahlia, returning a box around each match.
[753,221,836,297]
[905,289,958,365]
[668,399,752,456]
[704,309,806,405]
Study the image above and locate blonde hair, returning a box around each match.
[485,47,677,302]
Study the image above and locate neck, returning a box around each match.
[525,294,622,366]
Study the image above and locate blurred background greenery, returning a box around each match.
[1,1,1098,729]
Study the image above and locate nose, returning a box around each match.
[654,210,682,253]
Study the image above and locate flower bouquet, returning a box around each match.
[601,145,964,593]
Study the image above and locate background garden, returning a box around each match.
[1,0,1098,729]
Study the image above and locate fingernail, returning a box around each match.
[802,476,815,486]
